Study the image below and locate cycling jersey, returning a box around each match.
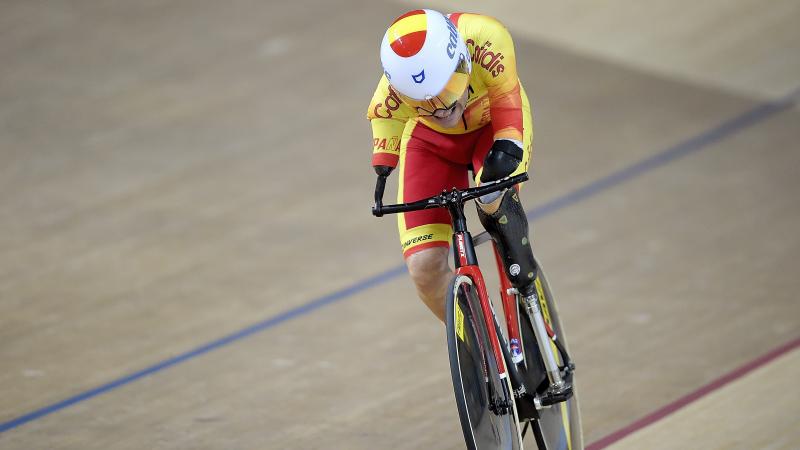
[367,13,533,258]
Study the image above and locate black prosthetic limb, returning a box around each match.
[477,139,539,296]
[481,139,523,181]
[476,189,539,297]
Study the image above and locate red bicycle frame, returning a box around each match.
[493,243,524,362]
[453,230,508,377]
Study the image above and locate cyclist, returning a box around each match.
[368,9,538,322]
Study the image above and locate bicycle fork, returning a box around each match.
[521,292,574,408]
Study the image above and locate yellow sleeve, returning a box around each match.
[469,15,524,142]
[366,76,415,168]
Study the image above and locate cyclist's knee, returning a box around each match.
[406,247,450,294]
[477,187,507,215]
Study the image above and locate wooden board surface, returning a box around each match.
[1,1,798,448]
[609,346,800,450]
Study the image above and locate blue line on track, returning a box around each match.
[1,89,797,434]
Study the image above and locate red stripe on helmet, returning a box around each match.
[390,30,427,57]
[392,9,425,25]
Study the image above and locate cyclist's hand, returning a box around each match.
[373,165,394,177]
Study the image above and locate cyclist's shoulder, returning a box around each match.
[367,75,414,121]
[370,74,391,96]
[453,13,517,85]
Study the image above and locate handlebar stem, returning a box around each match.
[445,189,468,233]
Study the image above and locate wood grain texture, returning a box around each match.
[1,1,798,448]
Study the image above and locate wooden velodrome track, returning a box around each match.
[1,1,798,449]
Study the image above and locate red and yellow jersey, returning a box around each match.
[367,13,527,168]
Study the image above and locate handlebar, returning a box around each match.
[372,172,528,217]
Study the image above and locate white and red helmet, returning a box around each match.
[380,9,471,104]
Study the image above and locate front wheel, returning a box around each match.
[446,274,523,450]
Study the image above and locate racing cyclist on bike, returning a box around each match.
[367,9,539,322]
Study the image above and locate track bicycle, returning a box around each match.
[372,173,583,450]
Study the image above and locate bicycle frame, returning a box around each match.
[493,243,524,357]
[450,202,509,381]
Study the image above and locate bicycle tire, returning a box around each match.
[518,260,584,450]
[447,274,523,450]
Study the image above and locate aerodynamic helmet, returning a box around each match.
[380,9,472,114]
